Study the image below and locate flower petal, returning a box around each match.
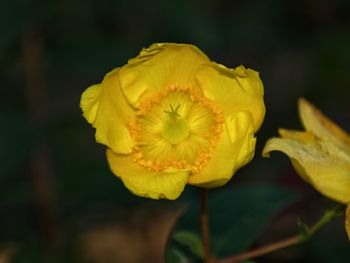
[298,98,350,148]
[263,135,350,204]
[278,128,316,142]
[346,204,350,241]
[80,84,101,124]
[80,68,135,154]
[119,43,210,107]
[106,149,189,200]
[196,64,265,132]
[188,111,256,187]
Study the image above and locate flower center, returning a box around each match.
[161,104,190,145]
[127,84,224,173]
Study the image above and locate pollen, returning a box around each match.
[127,84,224,174]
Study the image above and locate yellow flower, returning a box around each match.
[263,98,350,240]
[80,43,265,199]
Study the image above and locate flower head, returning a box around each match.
[263,98,350,240]
[81,43,265,199]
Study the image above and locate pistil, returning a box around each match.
[161,104,190,145]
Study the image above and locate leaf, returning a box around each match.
[209,185,299,258]
[165,247,192,263]
[173,231,204,259]
[167,184,299,260]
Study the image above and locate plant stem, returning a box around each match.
[305,205,343,238]
[219,204,344,263]
[219,235,300,263]
[200,188,214,263]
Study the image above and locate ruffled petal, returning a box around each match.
[80,84,101,124]
[188,111,256,187]
[196,64,265,132]
[119,43,210,107]
[298,98,350,149]
[263,135,350,204]
[346,204,350,241]
[106,149,189,200]
[80,68,135,154]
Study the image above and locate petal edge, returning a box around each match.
[189,111,256,187]
[107,149,189,200]
[298,98,350,148]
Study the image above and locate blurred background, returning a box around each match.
[1,0,350,262]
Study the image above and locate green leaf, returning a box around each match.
[168,184,299,260]
[165,247,193,263]
[173,231,204,259]
[209,185,299,258]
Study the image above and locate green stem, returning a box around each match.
[219,204,344,263]
[302,204,344,240]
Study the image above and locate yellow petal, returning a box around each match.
[346,204,350,241]
[278,129,316,142]
[188,111,256,187]
[106,149,189,200]
[275,129,317,184]
[119,43,210,107]
[263,136,350,204]
[80,68,135,154]
[298,98,350,148]
[196,64,265,132]
[80,84,101,124]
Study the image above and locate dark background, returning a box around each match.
[1,0,350,262]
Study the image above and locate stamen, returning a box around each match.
[128,84,224,173]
